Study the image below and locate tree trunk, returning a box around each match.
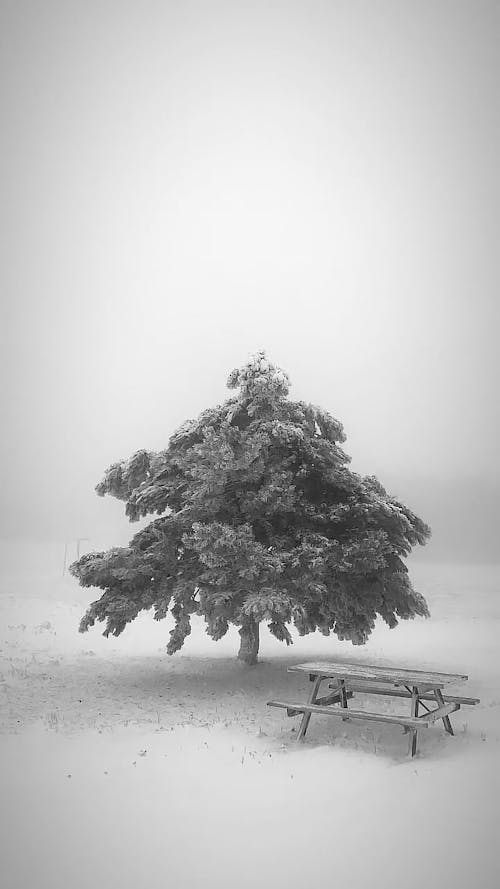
[237,618,260,665]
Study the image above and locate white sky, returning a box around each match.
[1,1,499,557]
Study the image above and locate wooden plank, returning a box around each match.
[267,700,433,728]
[288,662,468,686]
[316,689,354,707]
[435,688,454,735]
[420,699,459,727]
[339,678,349,721]
[409,686,419,757]
[297,675,323,741]
[286,688,354,716]
[329,684,480,706]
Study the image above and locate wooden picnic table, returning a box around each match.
[268,661,480,756]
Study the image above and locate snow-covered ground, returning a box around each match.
[1,541,499,889]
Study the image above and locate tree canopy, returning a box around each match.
[70,352,430,663]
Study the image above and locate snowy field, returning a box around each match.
[1,540,499,889]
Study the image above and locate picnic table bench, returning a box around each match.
[267,661,480,756]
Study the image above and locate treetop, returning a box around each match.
[71,351,431,658]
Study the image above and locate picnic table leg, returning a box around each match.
[339,679,349,721]
[434,688,454,735]
[297,675,323,741]
[408,685,419,757]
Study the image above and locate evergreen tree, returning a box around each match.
[71,352,430,664]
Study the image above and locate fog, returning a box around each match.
[1,0,499,561]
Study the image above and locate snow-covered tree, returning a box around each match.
[71,352,430,664]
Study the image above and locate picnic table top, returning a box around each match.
[287,661,468,687]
